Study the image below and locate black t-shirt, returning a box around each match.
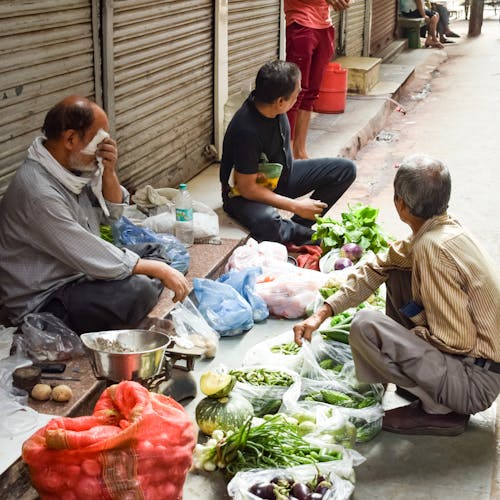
[220,94,293,192]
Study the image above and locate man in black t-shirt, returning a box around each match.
[220,60,356,245]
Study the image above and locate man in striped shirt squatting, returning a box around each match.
[294,154,500,436]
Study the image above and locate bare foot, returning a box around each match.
[293,149,310,160]
[425,39,444,49]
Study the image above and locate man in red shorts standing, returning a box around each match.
[285,0,351,160]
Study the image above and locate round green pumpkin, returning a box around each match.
[195,393,254,435]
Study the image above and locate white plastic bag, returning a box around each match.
[229,365,300,417]
[243,329,304,372]
[227,462,359,500]
[254,271,328,319]
[132,186,220,243]
[225,238,288,272]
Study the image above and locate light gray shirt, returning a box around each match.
[0,159,139,324]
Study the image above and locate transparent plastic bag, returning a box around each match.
[283,359,384,444]
[170,296,219,358]
[217,267,269,322]
[112,216,190,274]
[243,329,304,373]
[21,313,84,362]
[300,334,353,381]
[193,278,254,336]
[227,462,359,500]
[255,271,328,319]
[229,365,300,417]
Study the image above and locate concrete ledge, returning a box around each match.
[147,237,247,321]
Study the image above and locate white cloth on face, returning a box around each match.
[28,129,111,217]
[80,128,111,217]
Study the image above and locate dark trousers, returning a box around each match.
[39,243,165,334]
[223,157,356,245]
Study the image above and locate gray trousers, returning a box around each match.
[39,243,165,334]
[349,271,500,415]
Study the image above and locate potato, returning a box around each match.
[51,384,73,402]
[31,383,52,401]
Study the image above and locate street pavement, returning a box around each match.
[183,17,499,500]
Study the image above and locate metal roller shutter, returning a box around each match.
[331,10,342,56]
[228,0,280,96]
[370,0,397,56]
[111,0,214,191]
[344,0,366,56]
[0,0,96,198]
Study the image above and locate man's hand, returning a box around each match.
[326,0,351,11]
[98,137,123,204]
[97,137,118,173]
[133,258,190,303]
[293,303,333,345]
[293,198,328,221]
[158,265,190,302]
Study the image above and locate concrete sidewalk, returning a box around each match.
[183,27,498,500]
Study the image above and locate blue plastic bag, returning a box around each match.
[217,267,269,322]
[112,216,190,274]
[193,278,254,336]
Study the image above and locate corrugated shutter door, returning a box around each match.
[112,0,214,190]
[0,0,95,197]
[370,0,397,55]
[331,11,342,56]
[228,0,280,96]
[344,0,366,56]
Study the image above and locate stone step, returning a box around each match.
[372,39,408,64]
[335,56,382,94]
[146,236,246,322]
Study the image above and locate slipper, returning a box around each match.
[441,39,455,43]
[446,31,460,38]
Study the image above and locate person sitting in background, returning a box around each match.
[220,60,356,246]
[0,96,189,334]
[429,1,461,43]
[294,154,500,436]
[400,0,444,48]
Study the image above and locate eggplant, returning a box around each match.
[305,493,323,500]
[290,482,311,500]
[334,257,353,270]
[249,482,276,499]
[270,474,294,486]
[314,484,331,496]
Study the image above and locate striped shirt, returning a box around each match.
[0,159,139,324]
[326,215,500,361]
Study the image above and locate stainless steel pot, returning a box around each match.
[80,329,172,382]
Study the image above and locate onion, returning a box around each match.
[340,243,363,262]
[334,257,353,270]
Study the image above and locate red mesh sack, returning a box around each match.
[22,381,197,500]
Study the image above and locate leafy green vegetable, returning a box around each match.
[270,342,301,355]
[229,368,294,387]
[100,225,114,243]
[320,311,353,344]
[313,203,392,255]
[215,415,343,477]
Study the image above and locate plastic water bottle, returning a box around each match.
[174,183,194,247]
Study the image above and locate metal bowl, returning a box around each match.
[80,329,173,382]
